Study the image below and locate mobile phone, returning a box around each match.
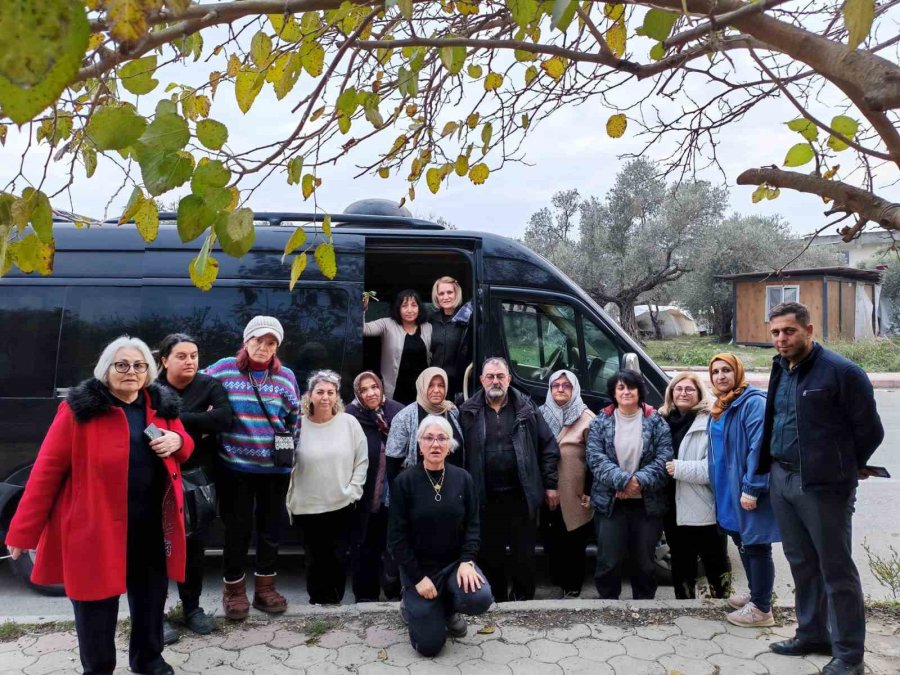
[144,423,164,442]
[863,465,891,478]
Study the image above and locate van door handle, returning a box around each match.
[56,387,70,399]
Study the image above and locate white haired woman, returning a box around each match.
[286,370,368,605]
[429,276,471,399]
[5,336,194,675]
[387,415,493,656]
[659,372,730,600]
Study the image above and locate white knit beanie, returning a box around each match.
[243,315,284,345]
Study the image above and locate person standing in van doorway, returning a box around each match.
[157,334,234,637]
[364,289,433,405]
[761,303,884,675]
[458,357,560,601]
[429,276,471,401]
[205,316,300,620]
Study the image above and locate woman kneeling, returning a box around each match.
[387,415,494,656]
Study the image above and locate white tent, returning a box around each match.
[634,305,700,338]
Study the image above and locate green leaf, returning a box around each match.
[177,194,215,242]
[196,118,228,150]
[636,9,678,42]
[300,40,325,77]
[550,0,576,31]
[508,0,540,28]
[0,0,90,124]
[235,67,265,114]
[314,241,337,279]
[397,0,413,20]
[287,156,303,185]
[85,103,147,151]
[82,146,97,178]
[139,111,190,152]
[23,188,52,243]
[289,252,308,291]
[783,143,815,167]
[843,0,875,50]
[786,118,818,142]
[136,146,194,196]
[119,186,144,224]
[440,44,466,75]
[649,42,666,61]
[191,158,230,196]
[215,207,255,257]
[336,87,360,116]
[250,31,273,68]
[481,122,493,146]
[119,56,159,95]
[828,114,859,151]
[9,232,54,275]
[751,184,767,204]
[467,64,483,79]
[282,225,307,261]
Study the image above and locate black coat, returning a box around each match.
[758,343,884,489]
[429,310,470,397]
[161,373,233,472]
[346,398,406,511]
[458,387,560,518]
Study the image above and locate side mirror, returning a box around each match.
[623,352,640,373]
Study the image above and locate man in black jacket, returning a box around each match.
[759,302,884,675]
[458,357,560,601]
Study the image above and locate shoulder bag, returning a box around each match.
[250,379,295,468]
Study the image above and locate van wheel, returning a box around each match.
[10,550,66,597]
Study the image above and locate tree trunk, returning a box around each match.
[618,301,641,341]
[648,304,663,340]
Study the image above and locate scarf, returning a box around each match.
[415,367,455,416]
[353,371,390,511]
[540,369,588,438]
[664,409,696,459]
[709,352,748,421]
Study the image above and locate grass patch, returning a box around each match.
[302,617,336,645]
[0,621,26,641]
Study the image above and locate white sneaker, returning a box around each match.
[726,601,775,628]
[727,592,751,610]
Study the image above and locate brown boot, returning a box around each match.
[223,576,250,621]
[253,573,288,614]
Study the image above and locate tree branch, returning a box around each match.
[663,0,791,50]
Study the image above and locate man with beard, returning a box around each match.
[458,357,560,601]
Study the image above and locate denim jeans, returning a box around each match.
[727,531,774,612]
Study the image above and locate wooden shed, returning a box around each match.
[718,267,882,346]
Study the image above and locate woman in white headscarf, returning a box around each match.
[538,370,596,598]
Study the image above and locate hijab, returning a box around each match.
[352,370,391,512]
[415,367,455,416]
[709,353,749,421]
[540,369,588,438]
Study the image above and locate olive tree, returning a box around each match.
[1,0,897,289]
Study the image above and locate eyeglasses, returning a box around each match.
[422,435,450,445]
[483,373,508,382]
[112,361,149,374]
[550,383,573,391]
[673,386,698,394]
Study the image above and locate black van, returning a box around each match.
[0,203,669,592]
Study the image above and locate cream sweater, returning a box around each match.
[286,413,369,516]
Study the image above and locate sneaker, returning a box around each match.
[446,613,467,638]
[727,592,751,610]
[162,620,179,646]
[183,607,216,635]
[726,602,775,628]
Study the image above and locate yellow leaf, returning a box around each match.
[226,187,240,211]
[87,33,105,51]
[521,113,530,129]
[406,103,418,117]
[301,40,325,77]
[388,134,409,157]
[457,1,479,15]
[134,198,159,242]
[106,0,152,44]
[455,155,469,176]
[314,241,337,279]
[466,113,479,129]
[484,72,503,91]
[408,185,416,201]
[604,3,625,21]
[468,163,489,185]
[226,54,241,77]
[302,174,316,200]
[310,106,326,121]
[441,121,459,137]
[476,624,496,635]
[541,56,567,81]
[844,0,875,50]
[524,65,539,85]
[322,213,332,238]
[823,164,840,180]
[282,225,307,261]
[607,20,626,58]
[606,113,627,138]
[189,253,219,291]
[235,67,264,114]
[209,71,222,98]
[377,167,390,179]
[426,167,442,194]
[289,252,307,290]
[467,64,483,79]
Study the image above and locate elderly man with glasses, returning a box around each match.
[457,357,560,601]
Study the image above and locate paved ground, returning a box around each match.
[1,605,899,674]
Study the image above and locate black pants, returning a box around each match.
[177,529,207,613]
[770,463,865,664]
[594,500,663,600]
[297,504,354,604]
[402,562,494,657]
[218,468,290,581]
[662,513,730,599]
[71,532,168,674]
[540,506,590,595]
[351,505,398,601]
[479,491,537,602]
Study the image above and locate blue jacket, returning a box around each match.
[758,343,884,490]
[707,387,780,545]
[586,404,672,518]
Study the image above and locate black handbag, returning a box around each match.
[250,380,295,468]
[181,467,217,538]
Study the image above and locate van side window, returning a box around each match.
[583,317,621,393]
[501,301,580,384]
[0,287,66,397]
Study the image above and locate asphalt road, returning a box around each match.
[2,390,898,621]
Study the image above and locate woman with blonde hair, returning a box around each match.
[429,276,471,399]
[287,370,368,605]
[659,371,730,599]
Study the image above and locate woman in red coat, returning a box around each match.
[5,336,193,675]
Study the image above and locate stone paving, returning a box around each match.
[1,607,898,674]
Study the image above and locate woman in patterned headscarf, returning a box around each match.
[538,370,596,598]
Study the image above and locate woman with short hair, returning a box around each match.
[6,336,194,675]
[658,371,730,600]
[287,370,368,605]
[364,289,433,404]
[205,315,300,619]
[388,415,493,657]
[586,369,672,600]
[429,276,470,399]
[707,353,780,627]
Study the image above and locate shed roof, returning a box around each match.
[716,266,882,283]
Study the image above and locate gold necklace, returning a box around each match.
[424,466,446,502]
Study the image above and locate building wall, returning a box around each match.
[734,278,824,344]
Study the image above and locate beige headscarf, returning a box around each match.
[415,367,455,415]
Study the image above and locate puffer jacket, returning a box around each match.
[586,403,672,518]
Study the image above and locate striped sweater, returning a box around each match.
[204,357,301,474]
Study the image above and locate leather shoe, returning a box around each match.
[162,620,179,646]
[131,659,174,675]
[770,638,832,656]
[821,657,865,675]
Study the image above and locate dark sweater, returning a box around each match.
[163,372,233,472]
[387,463,480,583]
[113,398,164,538]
